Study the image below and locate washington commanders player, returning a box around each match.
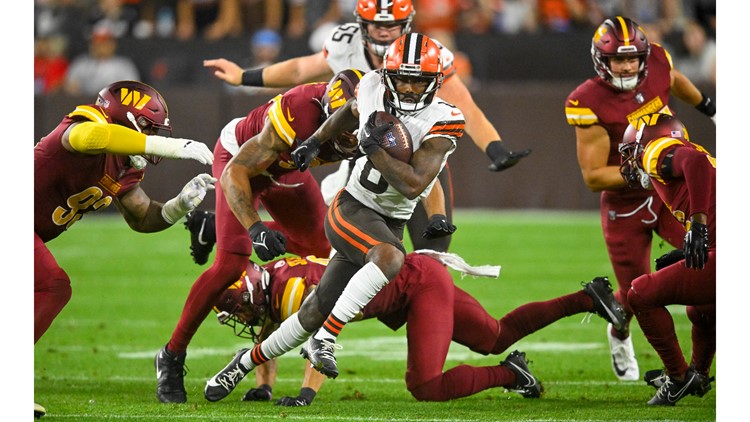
[154,70,363,403]
[34,80,215,417]
[619,114,715,406]
[202,33,467,397]
[205,252,626,404]
[201,0,531,255]
[564,16,716,381]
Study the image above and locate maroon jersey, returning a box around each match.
[264,256,329,324]
[231,83,350,177]
[565,44,675,199]
[34,105,145,242]
[642,139,716,247]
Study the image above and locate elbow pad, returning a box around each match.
[69,122,147,155]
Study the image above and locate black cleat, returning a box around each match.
[34,402,46,418]
[300,336,341,379]
[500,350,544,398]
[155,345,188,403]
[644,369,668,389]
[204,348,252,402]
[582,276,627,333]
[185,210,215,265]
[647,368,712,406]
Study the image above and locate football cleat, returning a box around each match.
[606,323,639,381]
[300,336,342,379]
[647,368,712,406]
[185,210,215,265]
[644,368,667,389]
[500,350,543,398]
[155,345,188,403]
[204,348,252,402]
[34,402,46,418]
[582,276,627,332]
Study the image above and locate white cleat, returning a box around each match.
[607,323,639,381]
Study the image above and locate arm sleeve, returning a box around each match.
[68,122,147,155]
[668,147,715,215]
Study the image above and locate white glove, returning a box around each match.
[161,173,217,224]
[145,135,214,165]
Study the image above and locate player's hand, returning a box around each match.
[274,387,316,407]
[144,136,214,165]
[654,249,685,271]
[248,221,286,261]
[161,173,217,224]
[422,214,457,239]
[203,58,243,86]
[485,140,531,172]
[242,384,272,401]
[292,136,321,172]
[683,222,709,270]
[359,112,393,156]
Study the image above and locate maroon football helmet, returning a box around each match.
[322,69,364,158]
[619,113,689,188]
[591,16,650,91]
[213,260,270,342]
[95,80,172,164]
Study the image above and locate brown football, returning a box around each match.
[371,111,413,163]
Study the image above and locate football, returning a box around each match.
[371,111,413,163]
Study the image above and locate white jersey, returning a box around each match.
[345,71,465,220]
[322,23,457,79]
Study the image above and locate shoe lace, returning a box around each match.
[216,365,246,391]
[317,339,343,362]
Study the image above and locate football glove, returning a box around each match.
[145,135,214,165]
[422,214,457,239]
[248,221,286,261]
[291,136,321,172]
[695,93,716,119]
[161,173,217,224]
[359,112,393,156]
[654,249,685,271]
[275,387,316,407]
[485,140,532,172]
[242,384,272,401]
[683,221,709,270]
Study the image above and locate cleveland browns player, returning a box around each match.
[35,80,215,417]
[564,16,716,382]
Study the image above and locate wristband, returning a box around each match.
[241,68,265,87]
[694,93,716,117]
[299,387,316,404]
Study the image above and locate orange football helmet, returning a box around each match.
[355,0,415,56]
[382,33,443,112]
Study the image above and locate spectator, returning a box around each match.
[175,0,243,40]
[64,27,141,96]
[229,28,284,95]
[34,34,70,95]
[675,19,716,87]
[490,0,538,34]
[535,0,595,32]
[86,0,142,39]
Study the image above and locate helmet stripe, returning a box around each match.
[615,16,630,46]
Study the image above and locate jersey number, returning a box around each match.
[52,187,113,228]
[330,24,358,45]
[358,160,389,194]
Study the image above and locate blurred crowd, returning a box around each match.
[34,0,716,96]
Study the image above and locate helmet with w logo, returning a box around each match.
[213,260,271,342]
[355,0,415,57]
[382,33,443,112]
[591,16,650,91]
[96,80,172,164]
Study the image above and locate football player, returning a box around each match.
[155,69,365,403]
[201,0,531,254]
[34,80,215,415]
[619,114,715,406]
[206,252,626,404]
[564,16,716,381]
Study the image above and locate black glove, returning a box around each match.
[683,221,709,270]
[275,387,316,407]
[695,92,716,117]
[485,140,532,172]
[422,214,457,239]
[359,112,394,156]
[242,384,272,401]
[654,249,685,271]
[248,221,287,261]
[291,136,321,172]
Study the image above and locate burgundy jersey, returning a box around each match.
[34,105,145,242]
[641,138,716,247]
[264,256,329,324]
[565,44,675,198]
[230,83,350,177]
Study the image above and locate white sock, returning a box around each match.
[239,313,311,369]
[314,262,388,341]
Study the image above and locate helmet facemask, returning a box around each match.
[382,33,443,113]
[355,0,414,57]
[591,16,650,91]
[213,263,271,343]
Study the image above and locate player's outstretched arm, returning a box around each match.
[205,52,333,89]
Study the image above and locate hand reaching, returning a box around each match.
[161,173,217,224]
[248,221,287,261]
[485,140,531,172]
[422,214,457,239]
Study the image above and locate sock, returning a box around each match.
[246,313,311,367]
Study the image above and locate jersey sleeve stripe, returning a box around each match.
[68,105,108,124]
[565,106,598,125]
[642,137,682,183]
[280,277,306,321]
[267,95,296,146]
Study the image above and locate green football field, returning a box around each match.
[33,210,716,421]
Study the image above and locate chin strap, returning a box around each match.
[414,249,501,278]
